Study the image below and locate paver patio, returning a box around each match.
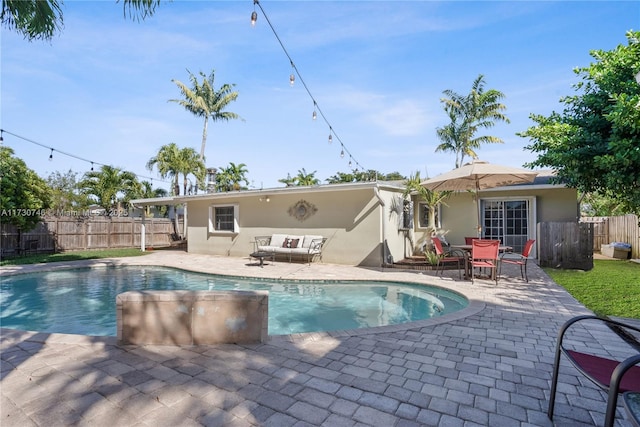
[1,250,637,426]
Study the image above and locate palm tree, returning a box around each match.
[147,143,205,196]
[2,0,161,41]
[216,162,249,192]
[436,74,510,167]
[170,70,241,162]
[278,173,296,187]
[135,181,169,217]
[146,143,181,196]
[293,168,320,186]
[79,165,139,213]
[176,147,205,196]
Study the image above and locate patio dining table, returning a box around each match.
[451,244,513,253]
[450,243,513,280]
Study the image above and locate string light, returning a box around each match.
[0,129,170,185]
[251,0,258,26]
[251,0,365,172]
[340,147,344,158]
[0,129,4,142]
[289,60,296,86]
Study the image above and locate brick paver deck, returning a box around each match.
[1,250,637,426]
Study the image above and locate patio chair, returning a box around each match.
[548,315,640,427]
[432,237,466,280]
[464,237,478,245]
[498,239,535,282]
[470,239,500,285]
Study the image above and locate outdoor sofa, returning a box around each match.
[254,234,326,264]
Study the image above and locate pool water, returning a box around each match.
[0,266,468,336]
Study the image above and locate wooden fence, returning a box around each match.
[580,214,640,259]
[537,222,594,270]
[1,216,182,256]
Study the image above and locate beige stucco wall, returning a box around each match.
[184,185,407,267]
[412,186,578,249]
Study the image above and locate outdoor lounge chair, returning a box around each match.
[432,237,466,280]
[548,315,640,427]
[499,239,535,282]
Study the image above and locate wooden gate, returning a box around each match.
[538,222,593,270]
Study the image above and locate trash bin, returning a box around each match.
[601,242,632,259]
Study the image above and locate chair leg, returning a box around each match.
[547,343,563,421]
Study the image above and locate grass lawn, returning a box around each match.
[0,248,149,266]
[544,259,640,319]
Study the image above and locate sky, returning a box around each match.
[1,1,638,193]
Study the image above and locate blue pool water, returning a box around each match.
[0,266,468,336]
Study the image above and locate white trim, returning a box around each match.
[208,203,240,234]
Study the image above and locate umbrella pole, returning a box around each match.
[476,182,482,238]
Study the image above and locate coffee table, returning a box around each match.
[250,251,274,267]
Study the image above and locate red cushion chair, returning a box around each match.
[470,239,500,285]
[499,239,535,282]
[548,315,640,427]
[431,237,466,280]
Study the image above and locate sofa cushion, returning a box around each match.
[302,235,323,248]
[270,234,288,248]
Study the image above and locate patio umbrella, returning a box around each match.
[420,160,537,235]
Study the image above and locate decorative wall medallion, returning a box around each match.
[288,199,317,222]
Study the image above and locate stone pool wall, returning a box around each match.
[116,290,269,345]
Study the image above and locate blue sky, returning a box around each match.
[1,1,638,192]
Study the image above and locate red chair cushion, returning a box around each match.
[567,350,640,392]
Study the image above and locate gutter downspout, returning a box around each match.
[373,185,387,269]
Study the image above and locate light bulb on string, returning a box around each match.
[340,148,344,158]
[91,162,94,171]
[328,127,333,144]
[289,60,295,86]
[48,148,54,161]
[251,0,258,26]
[312,102,317,120]
[0,129,4,142]
[348,158,352,168]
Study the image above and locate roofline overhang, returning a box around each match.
[130,181,405,206]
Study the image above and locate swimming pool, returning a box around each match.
[0,266,468,336]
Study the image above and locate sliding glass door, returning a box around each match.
[480,199,533,254]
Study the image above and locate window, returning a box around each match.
[418,202,440,229]
[400,200,413,229]
[208,204,239,233]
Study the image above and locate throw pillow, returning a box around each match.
[282,238,291,248]
[290,238,299,248]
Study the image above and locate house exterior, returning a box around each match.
[131,173,578,267]
[411,172,579,256]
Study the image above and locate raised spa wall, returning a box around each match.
[116,290,269,345]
